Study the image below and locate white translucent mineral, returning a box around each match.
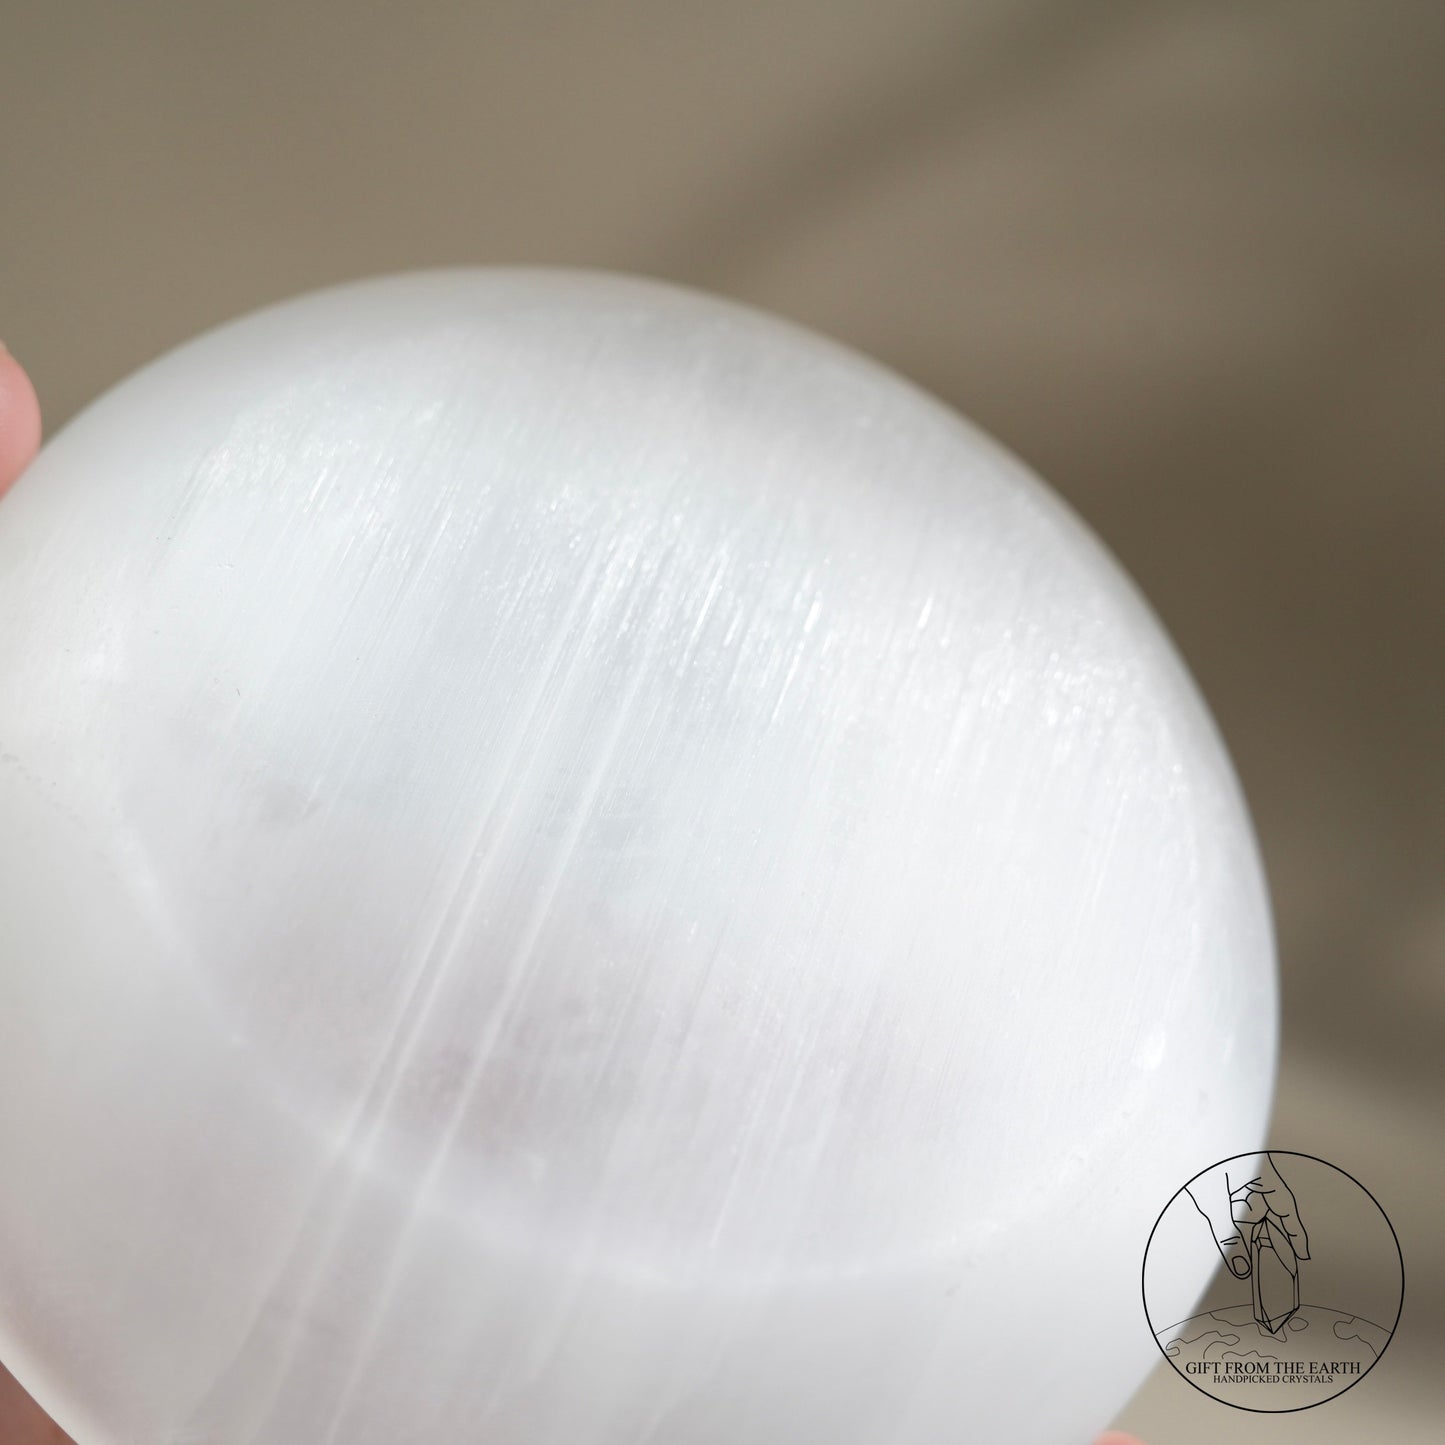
[0,271,1275,1444]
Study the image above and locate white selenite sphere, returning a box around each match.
[0,271,1274,1445]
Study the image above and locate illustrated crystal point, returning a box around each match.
[1251,1217,1301,1334]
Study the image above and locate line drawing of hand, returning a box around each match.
[1185,1152,1311,1281]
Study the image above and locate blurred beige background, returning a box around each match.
[2,1,1442,1440]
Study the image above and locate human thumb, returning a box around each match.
[1185,1182,1251,1279]
[0,341,43,498]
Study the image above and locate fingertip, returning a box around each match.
[1095,1432,1147,1445]
[0,343,43,498]
[0,1356,71,1442]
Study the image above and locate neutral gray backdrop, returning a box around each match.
[2,2,1441,1441]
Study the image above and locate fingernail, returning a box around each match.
[1230,1255,1250,1278]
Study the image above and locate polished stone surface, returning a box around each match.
[0,272,1273,1444]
